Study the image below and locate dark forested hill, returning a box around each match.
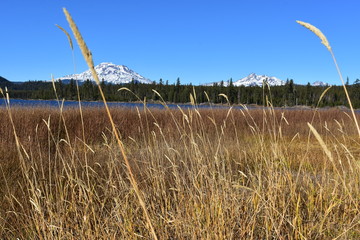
[0,76,13,88]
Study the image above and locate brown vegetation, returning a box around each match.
[1,105,360,239]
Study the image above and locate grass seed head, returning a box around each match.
[55,24,73,50]
[63,8,96,81]
[296,20,331,52]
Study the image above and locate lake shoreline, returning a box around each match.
[0,98,353,111]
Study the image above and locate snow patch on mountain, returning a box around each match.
[207,73,285,87]
[233,73,285,87]
[312,81,329,86]
[58,62,152,84]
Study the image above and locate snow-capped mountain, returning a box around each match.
[59,62,152,84]
[233,73,285,87]
[312,81,328,87]
[207,73,285,87]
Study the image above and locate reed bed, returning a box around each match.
[0,105,360,239]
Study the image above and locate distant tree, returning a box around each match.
[67,78,76,100]
[220,80,224,88]
[55,80,64,98]
[180,85,190,103]
[288,79,294,93]
[82,79,93,100]
[227,78,236,103]
[168,87,174,103]
[101,78,106,88]
[305,82,312,106]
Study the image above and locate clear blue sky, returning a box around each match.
[1,0,360,85]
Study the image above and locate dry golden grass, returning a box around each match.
[63,8,158,239]
[0,106,360,239]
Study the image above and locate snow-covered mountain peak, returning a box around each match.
[59,62,152,84]
[248,73,257,78]
[207,73,285,87]
[235,73,285,87]
[312,81,328,86]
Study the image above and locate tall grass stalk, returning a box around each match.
[63,8,158,239]
[297,20,360,138]
[56,23,89,186]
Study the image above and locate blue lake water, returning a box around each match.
[1,98,353,113]
[0,98,231,110]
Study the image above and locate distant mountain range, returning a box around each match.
[3,63,331,87]
[58,62,152,84]
[205,74,331,87]
[58,64,331,87]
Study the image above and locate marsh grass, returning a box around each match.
[1,105,360,239]
[1,14,360,239]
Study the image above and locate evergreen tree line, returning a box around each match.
[5,78,360,108]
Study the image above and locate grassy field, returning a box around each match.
[0,10,359,239]
[0,105,360,239]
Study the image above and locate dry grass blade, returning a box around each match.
[296,20,331,51]
[297,20,360,138]
[308,122,333,161]
[329,53,360,138]
[317,86,332,107]
[62,8,158,240]
[55,24,73,50]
